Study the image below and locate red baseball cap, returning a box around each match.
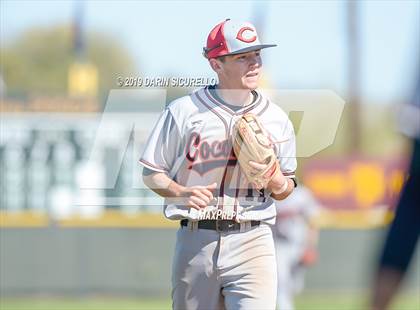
[203,19,277,59]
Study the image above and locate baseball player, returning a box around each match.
[272,185,321,310]
[140,19,297,310]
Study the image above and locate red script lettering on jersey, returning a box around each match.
[186,132,233,162]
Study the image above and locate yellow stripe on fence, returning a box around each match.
[58,211,178,228]
[314,209,394,229]
[0,211,50,228]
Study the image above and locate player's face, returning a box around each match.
[213,50,262,90]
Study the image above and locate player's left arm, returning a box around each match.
[245,116,297,200]
[247,161,295,200]
[268,174,295,200]
[269,118,297,200]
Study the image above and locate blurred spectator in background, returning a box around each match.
[272,185,322,310]
[371,77,420,310]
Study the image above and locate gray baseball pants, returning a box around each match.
[172,222,277,310]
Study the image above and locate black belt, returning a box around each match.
[180,219,260,232]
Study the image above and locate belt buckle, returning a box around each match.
[216,220,236,232]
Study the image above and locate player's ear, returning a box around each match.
[209,58,223,74]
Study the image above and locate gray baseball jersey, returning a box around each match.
[140,86,297,223]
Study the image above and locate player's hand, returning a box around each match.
[248,160,286,192]
[178,183,217,210]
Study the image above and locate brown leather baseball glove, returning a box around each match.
[232,113,279,190]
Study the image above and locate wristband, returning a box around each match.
[272,179,289,195]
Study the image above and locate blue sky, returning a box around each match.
[1,0,419,102]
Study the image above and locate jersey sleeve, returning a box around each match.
[139,108,182,173]
[278,119,297,178]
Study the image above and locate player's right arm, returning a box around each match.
[140,102,217,210]
[142,167,217,210]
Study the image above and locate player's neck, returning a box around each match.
[215,85,253,107]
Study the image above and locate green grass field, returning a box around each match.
[1,292,418,310]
